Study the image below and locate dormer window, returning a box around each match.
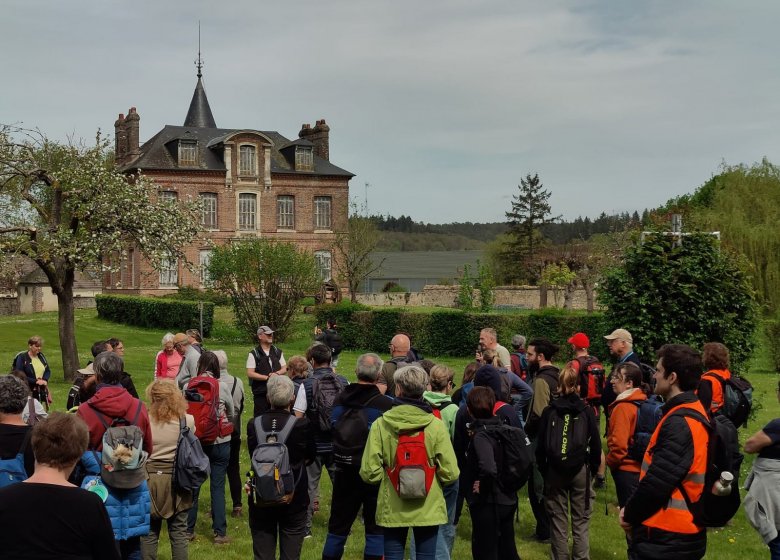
[295,146,313,171]
[239,145,256,176]
[178,141,197,166]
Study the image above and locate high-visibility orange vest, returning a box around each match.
[701,369,731,414]
[639,399,709,534]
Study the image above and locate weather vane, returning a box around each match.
[195,21,203,78]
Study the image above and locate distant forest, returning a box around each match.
[370,210,650,250]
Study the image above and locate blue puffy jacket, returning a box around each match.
[79,451,150,540]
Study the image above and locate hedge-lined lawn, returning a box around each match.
[0,308,777,559]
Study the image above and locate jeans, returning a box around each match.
[187,441,230,537]
[306,453,336,531]
[409,480,458,560]
[770,535,780,560]
[118,537,141,560]
[227,434,243,509]
[611,468,639,508]
[322,466,383,560]
[383,526,438,560]
[140,509,189,560]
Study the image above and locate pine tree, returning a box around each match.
[504,173,560,281]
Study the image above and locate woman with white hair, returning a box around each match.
[155,333,182,381]
[247,375,314,560]
[360,365,460,560]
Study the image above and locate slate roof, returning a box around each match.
[121,125,354,177]
[183,77,217,128]
[368,250,485,279]
[19,267,102,290]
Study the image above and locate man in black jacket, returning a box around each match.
[246,326,287,417]
[620,344,709,560]
[322,353,393,560]
[525,338,561,543]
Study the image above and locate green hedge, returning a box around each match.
[314,304,612,362]
[766,319,780,373]
[96,294,215,337]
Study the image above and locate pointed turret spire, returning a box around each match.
[184,23,217,128]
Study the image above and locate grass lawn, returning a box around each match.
[1,308,777,559]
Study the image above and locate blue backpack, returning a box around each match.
[0,430,32,488]
[625,395,663,462]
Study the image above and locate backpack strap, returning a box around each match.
[87,403,112,430]
[129,400,144,425]
[231,377,238,398]
[254,415,296,446]
[17,428,33,455]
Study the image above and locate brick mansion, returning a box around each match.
[104,66,353,294]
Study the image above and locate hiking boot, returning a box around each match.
[214,534,231,545]
[232,506,243,518]
[186,532,196,542]
[304,530,313,539]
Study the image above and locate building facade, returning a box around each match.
[105,69,353,294]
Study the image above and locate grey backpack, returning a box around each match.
[91,402,149,489]
[173,417,211,492]
[250,416,297,506]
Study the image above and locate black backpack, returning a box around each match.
[332,394,381,466]
[673,408,743,527]
[704,371,753,428]
[309,374,346,432]
[325,329,344,355]
[479,423,533,492]
[625,395,664,463]
[545,404,591,471]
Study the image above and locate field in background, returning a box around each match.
[0,308,776,559]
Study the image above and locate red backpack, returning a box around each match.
[185,376,233,444]
[386,431,436,500]
[575,356,606,403]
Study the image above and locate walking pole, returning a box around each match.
[604,469,609,516]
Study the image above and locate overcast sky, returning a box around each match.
[2,1,779,224]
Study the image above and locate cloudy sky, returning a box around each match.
[2,1,779,223]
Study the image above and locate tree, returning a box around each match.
[208,239,320,341]
[332,204,385,302]
[598,233,758,371]
[0,127,201,379]
[504,173,560,283]
[540,262,576,307]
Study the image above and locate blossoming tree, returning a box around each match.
[0,127,201,379]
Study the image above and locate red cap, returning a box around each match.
[568,332,590,349]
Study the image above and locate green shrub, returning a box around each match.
[163,286,231,307]
[314,305,611,359]
[766,318,780,373]
[96,294,214,336]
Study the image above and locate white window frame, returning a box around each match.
[178,141,197,166]
[159,190,178,203]
[314,196,332,230]
[314,250,332,281]
[277,195,294,229]
[295,146,313,171]
[238,192,257,231]
[159,256,178,287]
[199,250,213,287]
[239,144,257,176]
[200,193,218,230]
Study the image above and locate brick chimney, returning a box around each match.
[298,123,313,141]
[125,107,140,162]
[310,119,330,161]
[114,113,127,164]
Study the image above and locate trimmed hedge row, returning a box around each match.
[96,294,214,336]
[315,302,613,362]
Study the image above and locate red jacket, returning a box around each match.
[77,385,153,454]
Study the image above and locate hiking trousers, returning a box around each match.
[544,464,595,560]
[140,509,188,560]
[306,452,336,531]
[470,502,520,560]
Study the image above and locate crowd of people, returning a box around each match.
[0,323,775,560]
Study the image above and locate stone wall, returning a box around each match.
[0,295,20,316]
[356,285,596,310]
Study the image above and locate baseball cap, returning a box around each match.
[567,332,590,349]
[604,328,633,344]
[257,325,275,335]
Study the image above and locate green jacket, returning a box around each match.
[422,391,458,441]
[359,402,460,527]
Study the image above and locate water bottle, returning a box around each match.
[712,471,733,496]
